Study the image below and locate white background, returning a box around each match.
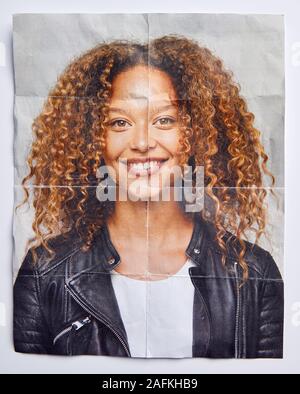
[0,0,299,374]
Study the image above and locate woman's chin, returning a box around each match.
[127,182,161,202]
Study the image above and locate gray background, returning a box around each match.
[12,13,284,276]
[0,0,298,374]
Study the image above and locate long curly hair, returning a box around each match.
[16,35,275,280]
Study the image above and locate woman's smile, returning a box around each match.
[120,157,169,177]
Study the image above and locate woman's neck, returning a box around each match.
[108,200,192,242]
[106,200,195,280]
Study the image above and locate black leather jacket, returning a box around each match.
[14,214,284,358]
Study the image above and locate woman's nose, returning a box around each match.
[130,125,156,152]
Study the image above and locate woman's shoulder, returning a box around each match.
[224,231,282,280]
[18,228,85,276]
[200,216,282,280]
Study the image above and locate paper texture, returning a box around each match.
[12,14,284,358]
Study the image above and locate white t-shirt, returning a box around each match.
[111,258,196,358]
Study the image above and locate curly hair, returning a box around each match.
[16,35,275,280]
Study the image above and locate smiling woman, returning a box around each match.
[14,35,284,358]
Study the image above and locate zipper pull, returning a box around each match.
[234,261,239,275]
[72,316,91,331]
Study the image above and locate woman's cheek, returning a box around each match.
[153,128,181,155]
[105,132,128,162]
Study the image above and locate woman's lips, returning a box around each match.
[120,158,168,177]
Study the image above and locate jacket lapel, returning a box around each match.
[185,214,213,357]
[65,228,130,354]
[187,217,238,358]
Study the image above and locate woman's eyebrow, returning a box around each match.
[108,104,177,117]
[108,107,131,116]
[151,104,177,115]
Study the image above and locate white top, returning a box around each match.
[111,258,196,358]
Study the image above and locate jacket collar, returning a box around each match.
[185,212,211,265]
[99,211,211,272]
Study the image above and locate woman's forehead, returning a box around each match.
[110,65,178,102]
[108,100,178,116]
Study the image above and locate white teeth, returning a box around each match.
[129,160,164,172]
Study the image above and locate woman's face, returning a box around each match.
[103,65,182,201]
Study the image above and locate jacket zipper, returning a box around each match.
[234,262,241,358]
[189,267,211,357]
[65,284,131,357]
[53,316,91,346]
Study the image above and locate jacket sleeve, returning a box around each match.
[257,252,284,358]
[13,250,51,354]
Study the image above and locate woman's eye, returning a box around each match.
[110,119,131,130]
[154,117,176,129]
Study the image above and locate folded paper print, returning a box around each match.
[13,13,284,358]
